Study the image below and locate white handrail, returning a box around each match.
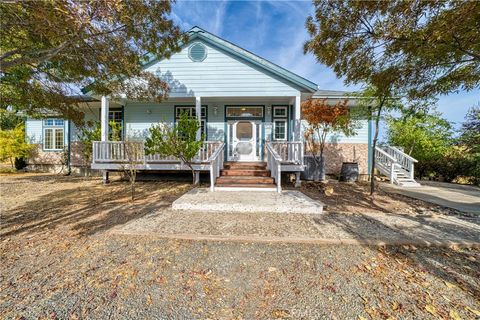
[92,140,223,164]
[383,145,418,180]
[266,142,282,193]
[269,141,303,164]
[375,146,397,163]
[209,142,225,191]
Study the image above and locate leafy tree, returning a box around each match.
[121,140,143,202]
[459,105,480,154]
[0,124,33,168]
[304,1,480,100]
[77,122,101,167]
[386,109,454,178]
[0,0,186,123]
[145,112,204,184]
[77,120,121,167]
[302,98,357,181]
[0,109,23,130]
[459,105,480,185]
[356,86,401,194]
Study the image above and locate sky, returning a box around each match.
[171,0,479,129]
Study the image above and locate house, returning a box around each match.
[25,26,374,191]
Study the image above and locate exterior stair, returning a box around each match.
[374,146,421,187]
[215,162,277,190]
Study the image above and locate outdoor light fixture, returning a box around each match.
[213,105,218,115]
[146,109,152,114]
[267,105,271,115]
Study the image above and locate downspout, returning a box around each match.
[367,106,372,179]
[67,119,72,175]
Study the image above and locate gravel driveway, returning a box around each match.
[1,173,479,319]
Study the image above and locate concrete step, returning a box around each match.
[221,169,270,177]
[216,176,275,185]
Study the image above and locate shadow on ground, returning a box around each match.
[1,175,192,237]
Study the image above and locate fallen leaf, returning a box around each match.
[449,309,461,320]
[465,306,480,316]
[467,256,476,262]
[425,304,436,316]
[358,316,367,320]
[444,281,456,289]
[271,309,290,318]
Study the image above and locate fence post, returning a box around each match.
[390,163,395,184]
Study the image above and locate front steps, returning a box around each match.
[216,162,277,190]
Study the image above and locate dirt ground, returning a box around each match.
[300,180,474,216]
[1,173,479,319]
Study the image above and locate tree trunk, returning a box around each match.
[370,104,383,195]
[191,169,196,185]
[131,182,135,201]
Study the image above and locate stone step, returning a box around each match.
[216,176,275,185]
[220,169,270,177]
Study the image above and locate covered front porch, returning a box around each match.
[91,95,306,192]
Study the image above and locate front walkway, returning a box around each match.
[381,181,480,215]
[171,188,323,214]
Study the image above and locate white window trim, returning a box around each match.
[43,127,64,151]
[273,119,287,141]
[273,106,288,118]
[226,106,264,118]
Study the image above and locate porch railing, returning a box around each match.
[92,140,223,164]
[383,145,417,180]
[266,142,283,193]
[374,146,399,184]
[269,141,303,164]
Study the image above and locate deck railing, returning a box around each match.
[266,142,283,193]
[92,140,223,164]
[374,146,399,183]
[269,141,303,164]
[383,146,417,180]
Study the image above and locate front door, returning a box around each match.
[227,120,261,161]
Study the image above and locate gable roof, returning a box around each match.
[313,89,357,98]
[143,26,318,93]
[83,26,319,95]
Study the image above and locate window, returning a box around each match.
[43,118,64,150]
[274,120,287,140]
[175,106,207,138]
[226,106,263,118]
[273,106,287,118]
[108,109,123,140]
[175,106,206,118]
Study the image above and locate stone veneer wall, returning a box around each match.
[305,143,369,175]
[27,142,87,168]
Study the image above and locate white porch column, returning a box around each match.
[195,96,202,141]
[294,95,301,141]
[100,96,110,184]
[101,95,109,141]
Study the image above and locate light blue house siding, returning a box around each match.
[144,39,301,98]
[25,106,370,147]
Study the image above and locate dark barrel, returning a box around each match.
[339,162,359,182]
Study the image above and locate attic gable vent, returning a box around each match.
[189,43,207,62]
